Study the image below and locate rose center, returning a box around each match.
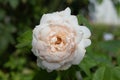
[55,37,62,45]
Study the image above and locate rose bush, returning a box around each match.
[32,7,91,72]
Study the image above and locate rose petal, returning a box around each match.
[79,26,91,38]
[79,39,91,48]
[40,13,62,24]
[42,61,61,72]
[58,7,71,16]
[72,45,86,64]
[68,16,78,25]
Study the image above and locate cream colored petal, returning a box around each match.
[39,26,51,41]
[43,51,71,63]
[79,39,91,48]
[33,24,48,40]
[42,61,61,72]
[40,7,71,25]
[58,7,71,16]
[72,45,86,64]
[33,25,41,40]
[79,26,91,38]
[40,13,62,24]
[32,35,40,56]
[67,16,78,26]
[75,30,83,44]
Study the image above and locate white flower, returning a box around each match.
[32,7,91,72]
[103,33,114,41]
[76,71,82,80]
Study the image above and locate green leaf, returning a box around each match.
[16,29,32,49]
[10,71,34,80]
[33,70,57,80]
[55,74,61,80]
[0,71,9,80]
[92,66,112,80]
[59,66,79,80]
[93,67,105,80]
[98,40,120,53]
[112,67,120,80]
[79,54,97,76]
[0,24,16,54]
[92,66,120,80]
[4,55,26,70]
[94,53,112,66]
[0,9,5,20]
[8,0,19,9]
[117,55,120,66]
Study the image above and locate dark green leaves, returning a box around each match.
[16,29,32,53]
[79,54,97,77]
[0,9,5,21]
[0,24,16,54]
[8,0,19,9]
[112,67,120,80]
[16,29,32,48]
[33,70,57,80]
[93,66,120,80]
[99,40,120,53]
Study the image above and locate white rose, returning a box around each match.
[32,7,91,72]
[103,33,114,41]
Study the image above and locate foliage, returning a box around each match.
[0,0,120,80]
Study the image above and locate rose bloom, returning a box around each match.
[32,7,91,72]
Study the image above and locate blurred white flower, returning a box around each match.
[103,33,114,41]
[76,71,82,80]
[32,7,91,72]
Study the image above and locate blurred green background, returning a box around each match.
[0,0,120,80]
